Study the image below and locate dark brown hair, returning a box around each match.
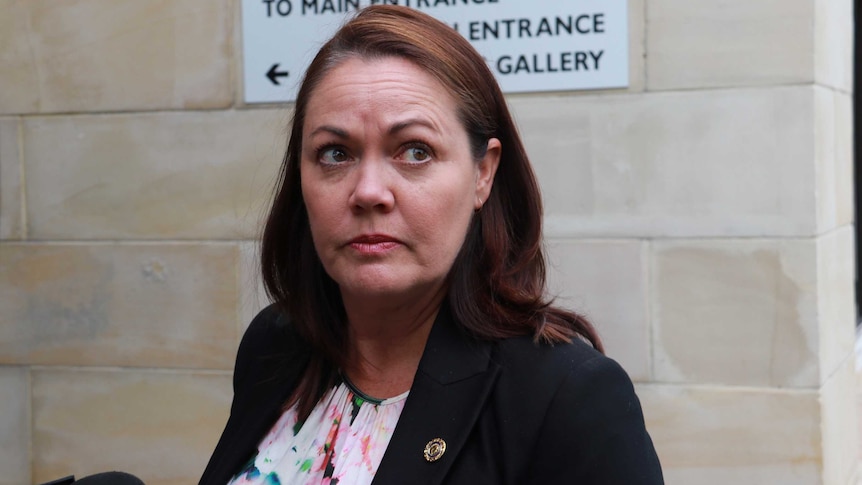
[261,5,602,418]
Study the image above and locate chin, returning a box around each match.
[340,280,410,298]
[337,274,443,303]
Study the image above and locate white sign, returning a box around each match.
[242,0,628,104]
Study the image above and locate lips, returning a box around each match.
[347,234,402,254]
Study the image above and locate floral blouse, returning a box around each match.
[228,377,408,485]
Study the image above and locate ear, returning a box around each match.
[475,138,501,210]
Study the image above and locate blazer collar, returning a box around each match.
[201,321,309,485]
[373,304,500,485]
[203,306,498,485]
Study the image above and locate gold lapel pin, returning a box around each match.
[424,438,447,462]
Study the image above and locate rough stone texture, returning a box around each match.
[857,335,862,484]
[815,87,854,234]
[0,243,239,369]
[0,117,23,239]
[821,355,859,485]
[22,110,287,240]
[31,369,232,485]
[652,239,819,388]
[546,239,649,381]
[814,0,853,93]
[1,1,855,483]
[639,384,821,484]
[0,0,233,114]
[646,0,813,90]
[817,226,856,383]
[0,367,30,485]
[511,86,815,238]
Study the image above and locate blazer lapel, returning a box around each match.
[373,306,500,485]
[202,341,309,484]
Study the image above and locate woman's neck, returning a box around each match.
[340,284,445,399]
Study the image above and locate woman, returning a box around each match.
[202,5,662,484]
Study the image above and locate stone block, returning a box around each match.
[0,367,30,485]
[817,226,856,382]
[814,0,853,93]
[0,117,23,239]
[545,239,649,381]
[23,109,286,240]
[0,0,233,114]
[32,368,232,485]
[821,355,859,485]
[638,384,821,484]
[511,86,815,238]
[652,239,819,388]
[0,243,239,369]
[646,0,813,90]
[857,352,862,473]
[815,87,854,234]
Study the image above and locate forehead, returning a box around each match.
[303,56,460,129]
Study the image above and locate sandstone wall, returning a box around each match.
[0,1,856,483]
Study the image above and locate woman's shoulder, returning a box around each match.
[493,333,618,388]
[239,304,294,349]
[489,334,640,443]
[233,304,308,390]
[495,335,639,416]
[489,335,662,482]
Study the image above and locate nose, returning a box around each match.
[348,158,395,213]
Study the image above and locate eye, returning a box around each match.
[318,146,351,164]
[400,144,433,163]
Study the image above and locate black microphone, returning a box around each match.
[39,472,145,485]
[75,472,145,484]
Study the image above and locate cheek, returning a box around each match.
[410,180,476,250]
[301,181,339,247]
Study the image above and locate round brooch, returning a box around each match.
[423,438,447,462]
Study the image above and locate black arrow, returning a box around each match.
[266,64,289,85]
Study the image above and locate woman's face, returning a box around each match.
[300,56,500,306]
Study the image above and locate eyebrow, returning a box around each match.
[308,118,439,139]
[388,118,438,135]
[308,125,349,138]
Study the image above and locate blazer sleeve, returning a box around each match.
[230,307,276,399]
[200,305,297,484]
[525,355,664,484]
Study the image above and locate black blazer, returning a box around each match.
[201,304,663,484]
